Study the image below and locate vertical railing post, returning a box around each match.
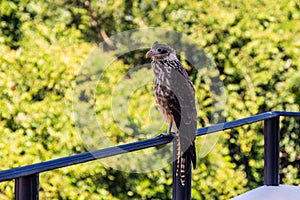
[264,116,280,186]
[172,139,192,200]
[15,174,39,200]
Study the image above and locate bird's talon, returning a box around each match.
[160,132,176,138]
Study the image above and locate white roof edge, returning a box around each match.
[231,185,300,200]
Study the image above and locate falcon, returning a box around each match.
[146,41,197,186]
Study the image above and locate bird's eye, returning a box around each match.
[157,48,167,54]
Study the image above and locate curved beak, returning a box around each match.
[146,50,154,58]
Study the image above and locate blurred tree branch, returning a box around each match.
[84,0,116,50]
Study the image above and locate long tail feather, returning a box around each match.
[176,137,197,186]
[180,157,186,186]
[176,137,181,176]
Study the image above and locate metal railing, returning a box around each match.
[0,111,299,200]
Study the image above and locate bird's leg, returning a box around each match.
[167,121,172,135]
[161,121,175,137]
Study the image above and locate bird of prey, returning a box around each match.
[146,41,197,186]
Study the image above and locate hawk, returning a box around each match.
[146,41,197,186]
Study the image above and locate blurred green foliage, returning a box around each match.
[0,0,299,199]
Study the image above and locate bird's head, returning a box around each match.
[146,41,177,61]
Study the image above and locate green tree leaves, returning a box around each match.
[0,0,299,199]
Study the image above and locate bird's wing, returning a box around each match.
[154,59,197,146]
[168,60,197,142]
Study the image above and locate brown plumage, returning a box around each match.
[146,41,197,186]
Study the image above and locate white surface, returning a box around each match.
[231,185,300,200]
